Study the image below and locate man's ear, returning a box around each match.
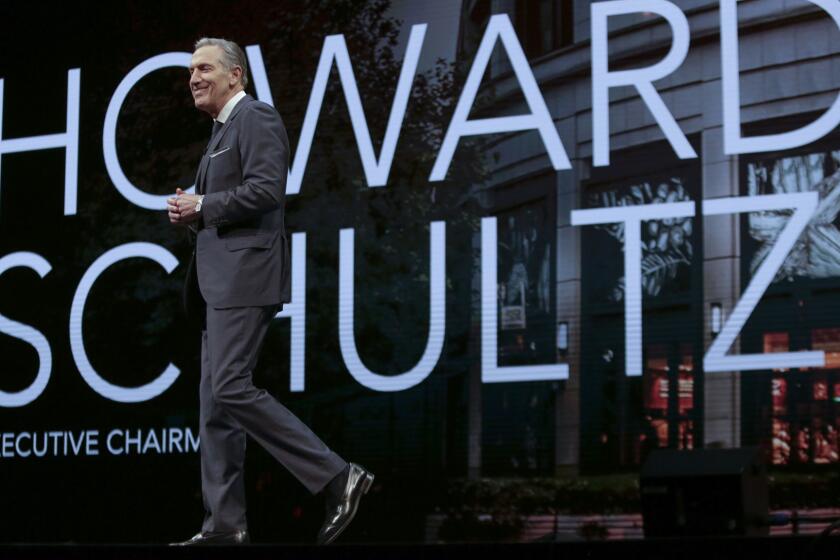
[230,66,243,87]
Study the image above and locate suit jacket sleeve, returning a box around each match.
[200,102,288,227]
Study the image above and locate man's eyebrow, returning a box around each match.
[188,62,213,71]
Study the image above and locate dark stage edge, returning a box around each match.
[1,535,840,560]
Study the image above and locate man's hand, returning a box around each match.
[167,187,202,225]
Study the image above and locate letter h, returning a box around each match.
[0,69,80,216]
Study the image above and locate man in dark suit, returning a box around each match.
[166,37,373,546]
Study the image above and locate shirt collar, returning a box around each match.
[215,90,247,124]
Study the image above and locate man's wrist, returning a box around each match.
[196,195,205,213]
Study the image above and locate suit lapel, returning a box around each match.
[197,94,253,194]
[206,94,252,154]
[196,149,211,195]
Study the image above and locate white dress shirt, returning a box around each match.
[215,90,247,124]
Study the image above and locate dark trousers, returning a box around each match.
[199,304,347,533]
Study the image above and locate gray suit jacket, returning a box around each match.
[183,93,291,317]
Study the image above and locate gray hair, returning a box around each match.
[194,37,249,89]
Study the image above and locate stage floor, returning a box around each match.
[2,535,840,560]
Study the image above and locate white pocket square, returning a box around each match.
[209,146,231,158]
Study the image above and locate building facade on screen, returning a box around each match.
[451,0,840,475]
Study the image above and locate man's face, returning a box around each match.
[189,45,239,117]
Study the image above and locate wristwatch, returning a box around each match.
[196,195,205,213]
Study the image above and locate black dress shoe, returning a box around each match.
[317,462,374,545]
[169,529,250,545]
